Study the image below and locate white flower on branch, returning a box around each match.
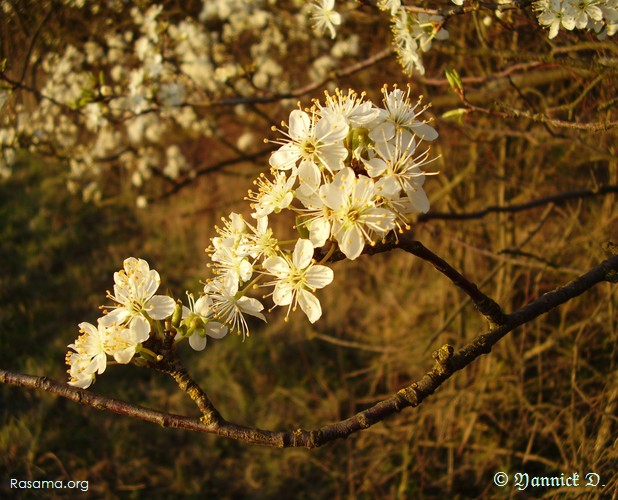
[269,109,349,174]
[100,257,176,337]
[262,239,334,323]
[320,167,396,260]
[370,85,438,143]
[179,293,228,351]
[206,275,266,339]
[310,0,342,39]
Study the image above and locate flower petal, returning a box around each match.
[206,322,228,339]
[305,265,334,289]
[273,282,294,306]
[293,239,314,269]
[189,333,207,351]
[298,289,322,323]
[338,225,364,260]
[146,295,176,319]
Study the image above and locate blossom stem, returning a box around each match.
[317,241,337,265]
[241,274,264,295]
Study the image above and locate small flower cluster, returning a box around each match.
[534,0,617,39]
[67,86,437,388]
[66,257,176,388]
[380,0,616,75]
[254,86,437,258]
[391,9,449,76]
[309,0,342,39]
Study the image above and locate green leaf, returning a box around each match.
[445,68,464,98]
[441,108,467,123]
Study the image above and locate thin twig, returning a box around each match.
[418,185,618,222]
[398,238,507,327]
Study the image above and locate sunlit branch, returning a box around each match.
[399,238,507,327]
[2,252,615,447]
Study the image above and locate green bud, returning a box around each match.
[445,68,464,98]
[348,127,371,154]
[441,108,467,124]
[171,301,183,328]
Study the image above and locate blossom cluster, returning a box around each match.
[66,257,176,388]
[0,0,361,200]
[66,86,438,388]
[534,0,617,39]
[375,0,617,75]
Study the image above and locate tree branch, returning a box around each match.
[1,249,616,447]
[398,238,507,327]
[418,184,618,222]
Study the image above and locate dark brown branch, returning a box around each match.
[153,355,222,426]
[398,238,507,327]
[18,6,53,84]
[2,254,616,447]
[418,185,618,222]
[0,73,83,116]
[316,234,506,327]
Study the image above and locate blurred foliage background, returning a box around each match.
[1,1,617,498]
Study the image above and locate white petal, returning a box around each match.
[181,305,191,319]
[238,296,266,321]
[413,122,438,141]
[270,143,299,170]
[375,177,400,199]
[320,181,345,210]
[293,239,314,269]
[93,353,107,374]
[69,374,95,389]
[353,175,375,204]
[319,143,348,172]
[239,259,254,283]
[363,158,387,178]
[406,187,430,213]
[369,121,395,143]
[273,282,294,306]
[309,218,331,248]
[189,333,207,351]
[113,346,137,364]
[263,256,290,277]
[99,308,130,327]
[206,322,228,339]
[315,114,348,143]
[194,296,213,316]
[338,225,364,260]
[288,110,311,140]
[79,321,98,337]
[298,161,321,190]
[305,265,334,289]
[141,269,160,300]
[298,289,322,323]
[146,295,176,319]
[130,316,151,342]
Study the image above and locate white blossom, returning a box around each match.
[310,0,342,39]
[100,257,176,338]
[262,239,334,323]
